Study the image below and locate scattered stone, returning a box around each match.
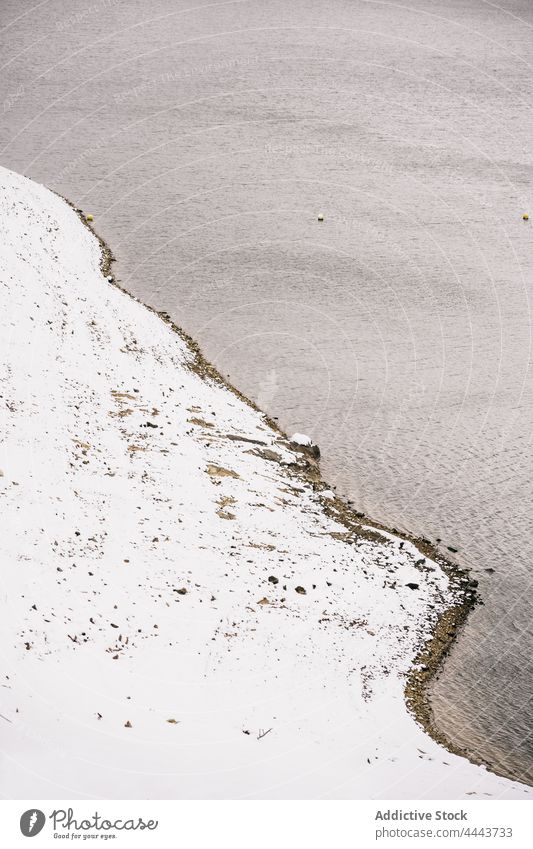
[268,576,279,585]
[259,447,284,463]
[206,464,240,479]
[295,586,306,595]
[226,434,267,446]
[290,433,320,460]
[406,582,419,590]
[175,587,187,595]
[290,432,312,447]
[124,720,132,728]
[216,509,236,520]
[188,417,215,428]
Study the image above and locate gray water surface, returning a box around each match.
[1,0,533,787]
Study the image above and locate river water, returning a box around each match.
[1,0,533,786]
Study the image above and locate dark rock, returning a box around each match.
[268,576,279,584]
[256,448,282,463]
[295,585,306,594]
[406,582,419,590]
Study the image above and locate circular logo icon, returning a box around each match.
[20,810,46,837]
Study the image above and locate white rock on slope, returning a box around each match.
[0,166,529,800]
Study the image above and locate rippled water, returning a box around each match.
[1,0,533,786]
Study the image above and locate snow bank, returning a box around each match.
[0,166,528,800]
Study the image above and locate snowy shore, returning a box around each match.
[0,166,529,800]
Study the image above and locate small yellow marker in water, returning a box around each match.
[317,213,324,222]
[523,213,529,221]
[86,213,94,222]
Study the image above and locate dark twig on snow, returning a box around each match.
[257,728,272,740]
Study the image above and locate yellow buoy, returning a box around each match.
[523,213,529,221]
[86,213,94,222]
[317,214,324,222]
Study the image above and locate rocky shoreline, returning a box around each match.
[1,167,527,798]
[70,201,495,783]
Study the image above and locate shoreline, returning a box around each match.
[3,167,526,797]
[67,202,517,788]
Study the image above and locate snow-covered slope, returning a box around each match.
[0,166,528,800]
